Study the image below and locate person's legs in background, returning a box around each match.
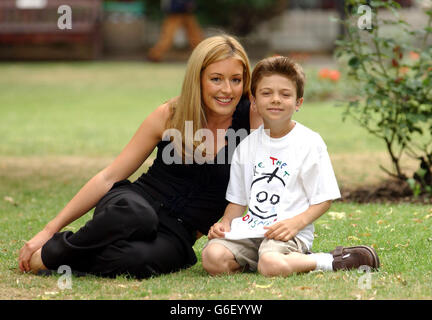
[183,14,204,48]
[147,14,183,62]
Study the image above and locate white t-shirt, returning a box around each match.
[224,122,341,250]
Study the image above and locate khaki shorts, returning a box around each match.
[205,237,309,272]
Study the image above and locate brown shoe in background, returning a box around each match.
[147,53,162,63]
[331,245,380,271]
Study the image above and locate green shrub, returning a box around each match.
[335,0,432,195]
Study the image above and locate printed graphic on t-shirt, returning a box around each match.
[225,156,289,239]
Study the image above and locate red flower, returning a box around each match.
[328,70,341,82]
[393,46,403,60]
[318,68,340,82]
[318,68,331,79]
[409,51,420,60]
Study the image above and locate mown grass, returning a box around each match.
[0,62,431,300]
[0,62,387,157]
[2,171,431,300]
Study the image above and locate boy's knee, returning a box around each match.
[258,252,293,277]
[202,243,238,276]
[201,244,224,275]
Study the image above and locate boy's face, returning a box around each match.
[251,74,303,126]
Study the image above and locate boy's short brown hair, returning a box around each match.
[251,56,305,99]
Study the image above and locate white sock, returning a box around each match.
[310,253,334,272]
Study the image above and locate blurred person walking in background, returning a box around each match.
[147,0,203,62]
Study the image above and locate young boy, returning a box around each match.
[202,56,379,277]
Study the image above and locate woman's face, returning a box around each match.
[201,57,244,119]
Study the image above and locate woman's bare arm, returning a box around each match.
[47,103,170,232]
[18,103,171,272]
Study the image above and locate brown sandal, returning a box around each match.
[331,245,380,271]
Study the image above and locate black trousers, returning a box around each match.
[41,180,197,279]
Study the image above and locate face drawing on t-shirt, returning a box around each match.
[249,167,285,220]
[243,167,286,230]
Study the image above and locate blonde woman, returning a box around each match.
[18,35,262,278]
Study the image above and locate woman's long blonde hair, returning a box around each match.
[166,35,251,160]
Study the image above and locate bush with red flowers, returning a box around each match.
[335,0,432,196]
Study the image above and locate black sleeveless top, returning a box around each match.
[133,96,251,235]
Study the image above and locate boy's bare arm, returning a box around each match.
[264,200,332,242]
[208,203,247,239]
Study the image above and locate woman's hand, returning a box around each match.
[207,221,230,240]
[18,228,54,272]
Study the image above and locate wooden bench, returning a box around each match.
[0,0,103,60]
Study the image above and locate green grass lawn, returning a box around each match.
[0,62,431,300]
[0,62,387,157]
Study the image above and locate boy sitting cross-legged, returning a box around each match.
[202,56,380,277]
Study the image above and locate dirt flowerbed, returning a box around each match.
[340,180,432,205]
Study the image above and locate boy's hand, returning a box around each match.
[208,221,230,240]
[264,201,331,242]
[263,217,303,242]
